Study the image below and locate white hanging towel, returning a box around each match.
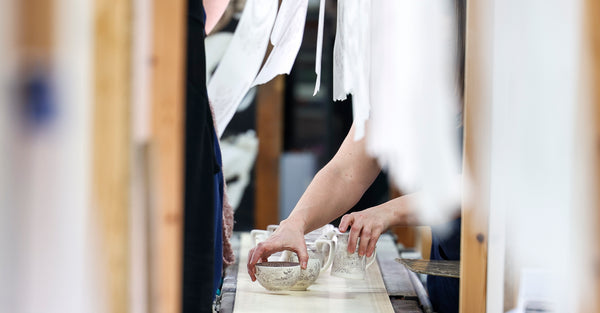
[253,0,310,86]
[208,0,278,137]
[332,0,371,140]
[312,0,326,96]
[366,0,461,223]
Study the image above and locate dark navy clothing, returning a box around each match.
[427,218,461,313]
[212,129,224,299]
[182,1,223,312]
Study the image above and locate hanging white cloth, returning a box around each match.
[208,0,278,137]
[253,0,310,86]
[366,0,461,222]
[312,0,326,96]
[332,0,371,140]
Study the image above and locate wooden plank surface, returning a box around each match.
[390,300,422,313]
[460,0,493,311]
[255,76,284,229]
[234,233,395,313]
[149,0,186,312]
[376,235,417,298]
[396,259,460,279]
[92,0,132,312]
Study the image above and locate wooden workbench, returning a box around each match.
[217,233,431,313]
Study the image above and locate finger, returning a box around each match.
[347,221,361,254]
[294,242,309,269]
[247,248,257,281]
[366,230,381,257]
[357,227,371,256]
[339,214,354,232]
[247,242,271,281]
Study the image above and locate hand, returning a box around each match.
[246,220,309,281]
[338,205,395,258]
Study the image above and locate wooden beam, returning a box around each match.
[149,0,186,312]
[586,0,600,310]
[255,76,284,229]
[92,0,132,312]
[18,0,53,63]
[459,0,493,311]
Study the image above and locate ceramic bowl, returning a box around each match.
[254,262,301,291]
[290,257,321,291]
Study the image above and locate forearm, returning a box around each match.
[282,124,380,234]
[203,0,230,34]
[283,164,375,233]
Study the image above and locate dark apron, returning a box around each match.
[427,218,461,313]
[182,1,224,312]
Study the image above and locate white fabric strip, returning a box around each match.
[208,0,278,137]
[253,0,309,86]
[332,0,371,140]
[366,1,461,223]
[312,0,326,96]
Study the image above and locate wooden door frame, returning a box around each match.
[459,0,493,311]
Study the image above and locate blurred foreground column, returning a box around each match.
[460,0,493,311]
[149,0,186,312]
[92,0,132,311]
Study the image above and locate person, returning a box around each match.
[247,121,461,313]
[248,123,410,262]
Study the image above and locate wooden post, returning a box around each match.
[149,0,186,312]
[92,0,132,312]
[459,0,493,311]
[255,76,284,229]
[586,0,600,310]
[18,0,53,63]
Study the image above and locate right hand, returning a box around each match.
[246,219,310,281]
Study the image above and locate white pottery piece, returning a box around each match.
[254,262,301,291]
[330,232,376,279]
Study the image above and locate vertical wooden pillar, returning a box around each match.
[149,0,186,312]
[459,0,493,312]
[586,0,600,310]
[92,0,132,312]
[18,0,53,64]
[255,76,284,229]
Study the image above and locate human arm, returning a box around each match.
[203,0,230,34]
[247,124,381,280]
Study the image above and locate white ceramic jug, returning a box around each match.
[330,232,376,279]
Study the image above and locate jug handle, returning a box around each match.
[315,239,334,273]
[250,229,269,246]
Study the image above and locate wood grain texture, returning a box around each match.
[92,0,132,312]
[149,0,186,312]
[396,259,460,279]
[587,0,600,310]
[459,0,493,311]
[255,76,284,229]
[234,233,395,313]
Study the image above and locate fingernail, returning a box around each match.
[302,261,307,269]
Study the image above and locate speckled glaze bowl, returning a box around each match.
[289,252,321,291]
[254,262,301,291]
